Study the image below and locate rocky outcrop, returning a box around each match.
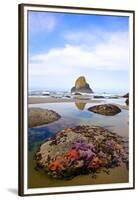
[122,93,129,106]
[123,93,129,98]
[74,92,82,95]
[35,125,128,179]
[29,108,61,128]
[71,76,93,94]
[88,104,121,116]
[94,95,105,99]
[125,98,129,106]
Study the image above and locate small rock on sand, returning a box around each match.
[29,108,61,128]
[88,104,121,116]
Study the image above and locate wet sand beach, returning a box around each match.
[29,96,104,104]
[29,96,128,110]
[28,98,129,188]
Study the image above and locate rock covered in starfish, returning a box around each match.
[35,125,128,179]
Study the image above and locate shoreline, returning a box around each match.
[29,96,128,110]
[28,96,129,188]
[29,96,105,104]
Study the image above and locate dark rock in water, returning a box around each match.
[65,95,71,98]
[29,108,61,128]
[35,125,128,179]
[71,76,93,93]
[42,94,50,96]
[123,93,129,98]
[123,93,129,106]
[94,95,105,99]
[74,92,82,95]
[88,104,121,116]
[125,98,129,106]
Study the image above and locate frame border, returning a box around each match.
[18,3,135,196]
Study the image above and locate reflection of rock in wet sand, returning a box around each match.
[75,101,86,110]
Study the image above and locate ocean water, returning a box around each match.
[28,100,129,188]
[29,89,126,98]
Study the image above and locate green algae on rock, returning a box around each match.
[88,104,121,116]
[35,125,128,179]
[29,108,61,128]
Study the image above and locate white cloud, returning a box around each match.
[63,28,107,46]
[29,30,129,81]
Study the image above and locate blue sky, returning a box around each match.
[28,11,129,93]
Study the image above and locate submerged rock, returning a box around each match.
[35,125,128,179]
[71,76,93,94]
[88,104,121,116]
[93,95,105,99]
[29,108,61,128]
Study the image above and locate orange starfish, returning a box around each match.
[89,157,102,168]
[115,143,123,153]
[64,128,72,132]
[48,158,65,171]
[65,149,80,159]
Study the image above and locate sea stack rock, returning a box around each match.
[71,76,93,93]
